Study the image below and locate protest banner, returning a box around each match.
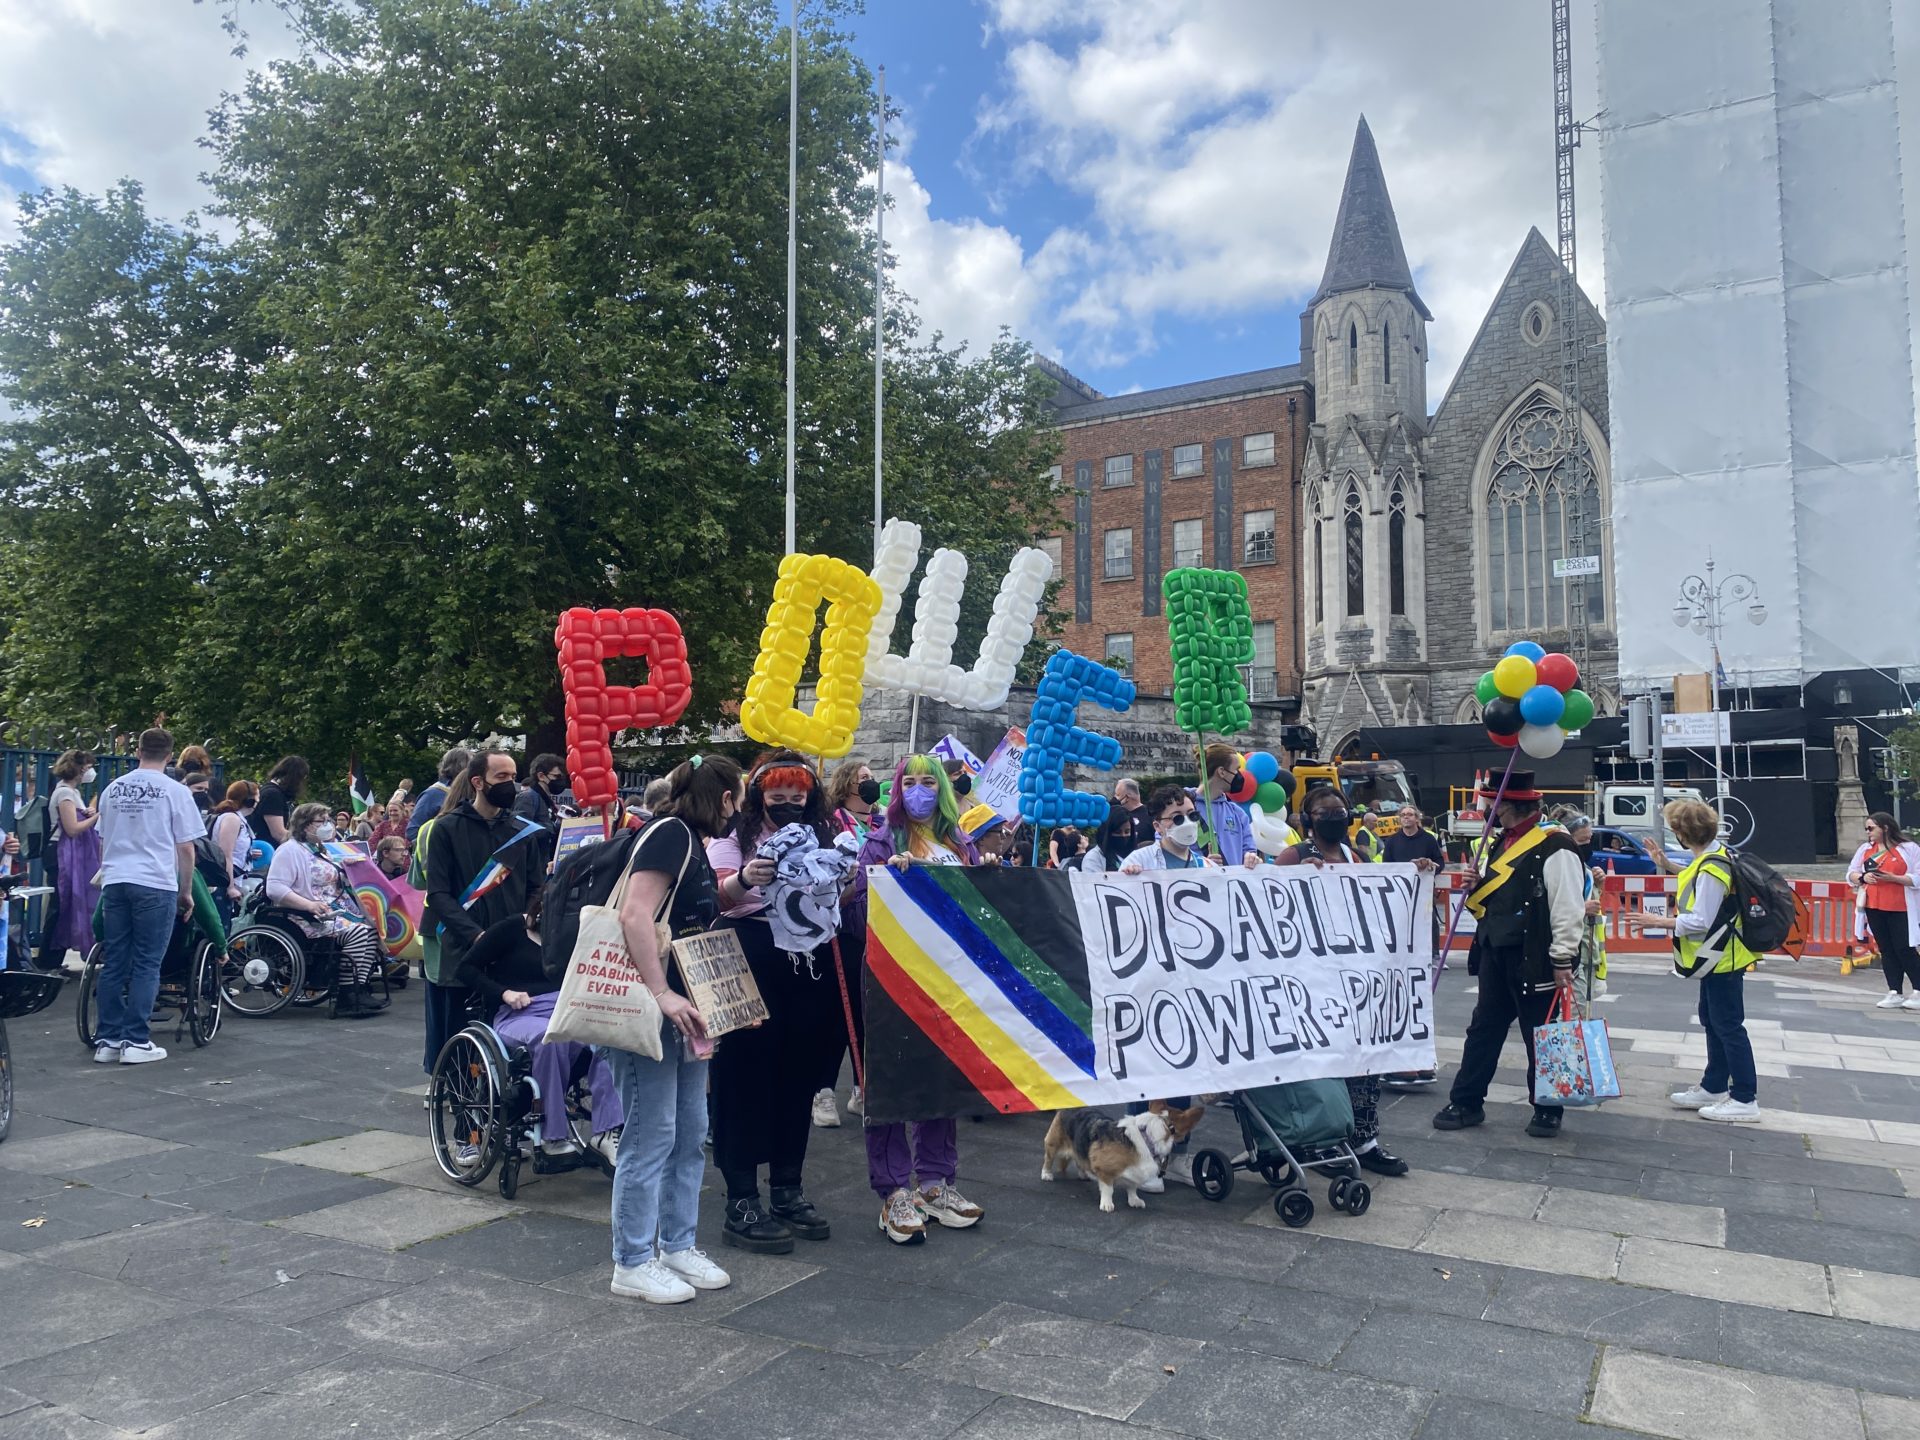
[931,733,984,774]
[670,929,769,1038]
[974,727,1026,822]
[553,814,607,865]
[862,863,1433,1121]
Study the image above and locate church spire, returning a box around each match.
[1313,116,1431,320]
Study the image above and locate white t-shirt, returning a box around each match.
[97,768,204,892]
[50,782,83,844]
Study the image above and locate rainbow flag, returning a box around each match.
[865,865,1095,1120]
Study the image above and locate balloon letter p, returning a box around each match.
[555,607,694,809]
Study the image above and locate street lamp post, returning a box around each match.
[1670,555,1767,806]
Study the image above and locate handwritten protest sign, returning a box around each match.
[670,929,768,1037]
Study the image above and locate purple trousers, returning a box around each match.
[865,1119,958,1197]
[493,993,623,1143]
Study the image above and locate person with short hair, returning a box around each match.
[1378,802,1445,1091]
[267,802,389,1019]
[1849,811,1920,1010]
[1193,743,1255,864]
[639,777,673,819]
[93,729,203,1064]
[407,747,473,844]
[1661,798,1765,1121]
[373,835,410,878]
[515,752,567,826]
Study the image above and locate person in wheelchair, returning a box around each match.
[455,883,622,1166]
[265,803,388,1019]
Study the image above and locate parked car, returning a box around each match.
[1588,827,1664,876]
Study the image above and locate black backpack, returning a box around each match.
[14,795,48,862]
[539,826,643,980]
[1682,848,1808,974]
[192,832,232,891]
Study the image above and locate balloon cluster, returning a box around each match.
[1475,641,1594,759]
[1019,650,1135,828]
[740,552,881,759]
[555,607,694,809]
[866,519,1050,711]
[1163,568,1254,735]
[1241,749,1295,816]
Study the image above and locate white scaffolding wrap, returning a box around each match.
[1597,0,1920,688]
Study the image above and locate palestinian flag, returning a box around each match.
[863,865,1095,1123]
[348,758,375,815]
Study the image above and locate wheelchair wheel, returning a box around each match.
[429,1028,509,1186]
[188,942,222,1047]
[0,1020,13,1143]
[499,1153,520,1200]
[221,928,304,1017]
[75,944,103,1049]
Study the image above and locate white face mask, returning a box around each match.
[1167,818,1200,847]
[312,823,337,843]
[81,768,97,785]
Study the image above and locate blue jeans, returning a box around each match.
[1699,968,1757,1105]
[601,1024,709,1267]
[99,883,177,1046]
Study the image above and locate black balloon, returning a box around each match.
[1271,769,1296,799]
[1483,696,1525,736]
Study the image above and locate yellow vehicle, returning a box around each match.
[1289,756,1416,844]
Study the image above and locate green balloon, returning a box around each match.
[1254,780,1288,811]
[1559,688,1595,730]
[1475,670,1500,704]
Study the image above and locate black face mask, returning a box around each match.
[856,778,882,806]
[952,774,972,796]
[483,780,518,809]
[1574,841,1595,866]
[766,801,807,827]
[1311,809,1350,843]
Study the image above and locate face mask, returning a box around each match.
[81,767,97,785]
[766,801,806,827]
[1311,810,1349,842]
[1167,818,1201,847]
[952,774,972,796]
[856,778,882,807]
[312,823,337,843]
[241,805,254,817]
[484,780,518,809]
[902,785,939,821]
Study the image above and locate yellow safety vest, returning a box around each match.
[1675,847,1759,977]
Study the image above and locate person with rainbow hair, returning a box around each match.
[847,754,987,1245]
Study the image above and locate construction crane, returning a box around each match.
[1552,0,1592,676]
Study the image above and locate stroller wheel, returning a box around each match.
[1191,1149,1234,1203]
[1258,1159,1295,1189]
[1328,1176,1352,1212]
[1276,1190,1314,1228]
[1345,1180,1372,1217]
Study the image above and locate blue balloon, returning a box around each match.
[1504,640,1546,663]
[1245,750,1281,784]
[1519,683,1567,726]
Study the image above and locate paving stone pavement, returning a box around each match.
[0,954,1916,1437]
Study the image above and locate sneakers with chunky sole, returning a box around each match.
[917,1183,984,1228]
[811,1089,841,1128]
[660,1247,731,1290]
[879,1187,926,1244]
[119,1041,167,1065]
[1670,1085,1727,1109]
[1699,1098,1762,1123]
[1875,993,1908,1010]
[611,1259,695,1303]
[1431,1103,1485,1131]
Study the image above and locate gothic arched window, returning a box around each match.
[1389,482,1407,616]
[1343,486,1365,617]
[1347,322,1359,386]
[1382,320,1392,385]
[1485,391,1605,634]
[1313,518,1325,624]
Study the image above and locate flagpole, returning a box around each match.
[872,62,886,560]
[784,3,799,556]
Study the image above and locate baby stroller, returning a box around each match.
[1189,1079,1372,1226]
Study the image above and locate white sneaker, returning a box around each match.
[119,1041,167,1065]
[1670,1085,1727,1109]
[1875,993,1908,1009]
[917,1182,984,1228]
[537,1138,581,1160]
[879,1187,926,1244]
[588,1129,621,1166]
[611,1258,695,1304]
[1699,1098,1762,1124]
[92,1042,123,1064]
[1137,1174,1166,1194]
[1163,1154,1195,1188]
[847,1086,864,1117]
[660,1247,731,1291]
[1904,996,1920,1011]
[811,1088,841,1128]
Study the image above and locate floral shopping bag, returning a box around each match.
[1532,991,1622,1108]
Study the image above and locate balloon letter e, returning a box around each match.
[555,607,694,810]
[739,552,882,760]
[1163,567,1255,736]
[1018,650,1135,829]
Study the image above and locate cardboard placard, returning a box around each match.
[670,929,768,1037]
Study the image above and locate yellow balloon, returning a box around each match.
[740,553,881,758]
[1493,654,1537,699]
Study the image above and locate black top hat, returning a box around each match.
[1479,770,1544,802]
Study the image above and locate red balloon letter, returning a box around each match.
[554,607,693,809]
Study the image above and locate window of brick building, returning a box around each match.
[1039,535,1063,579]
[1250,621,1276,698]
[1172,518,1203,570]
[1105,633,1134,671]
[1045,464,1062,488]
[1243,509,1276,565]
[1172,443,1204,478]
[1243,432,1276,467]
[1103,454,1133,488]
[1103,527,1133,579]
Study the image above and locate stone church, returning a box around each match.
[1299,118,1617,751]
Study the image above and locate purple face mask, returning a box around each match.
[902,784,939,821]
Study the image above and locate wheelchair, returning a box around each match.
[218,874,391,1018]
[427,1016,617,1200]
[76,873,225,1051]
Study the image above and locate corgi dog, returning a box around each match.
[1040,1102,1206,1212]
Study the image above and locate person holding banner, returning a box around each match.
[1120,784,1262,874]
[704,752,844,1254]
[1276,786,1410,1177]
[850,755,987,1245]
[1433,772,1585,1140]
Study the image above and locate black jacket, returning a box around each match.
[425,800,541,971]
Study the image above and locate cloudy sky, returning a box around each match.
[2,0,1917,403]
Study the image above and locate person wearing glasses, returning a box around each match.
[1849,812,1920,1010]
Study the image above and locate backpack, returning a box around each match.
[192,832,233,891]
[1685,849,1808,973]
[14,795,48,862]
[539,824,643,980]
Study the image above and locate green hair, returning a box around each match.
[892,753,963,843]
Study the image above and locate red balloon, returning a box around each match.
[555,606,695,804]
[1225,767,1258,803]
[1489,728,1521,749]
[1536,652,1580,693]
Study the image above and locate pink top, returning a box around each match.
[705,828,770,919]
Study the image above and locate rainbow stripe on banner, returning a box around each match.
[865,864,1094,1117]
